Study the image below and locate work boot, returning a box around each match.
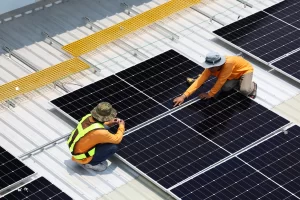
[83,161,108,172]
[186,77,195,86]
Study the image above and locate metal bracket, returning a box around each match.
[121,3,179,41]
[236,0,253,8]
[42,31,102,76]
[190,6,226,26]
[5,100,16,108]
[2,46,12,58]
[236,52,243,57]
[82,17,149,60]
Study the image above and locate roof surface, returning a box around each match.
[1,0,300,199]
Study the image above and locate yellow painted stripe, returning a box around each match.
[63,0,201,56]
[0,58,89,102]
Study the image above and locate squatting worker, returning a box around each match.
[173,52,257,107]
[67,102,125,171]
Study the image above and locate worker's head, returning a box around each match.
[91,102,117,122]
[201,52,225,72]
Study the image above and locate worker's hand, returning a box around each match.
[119,120,125,127]
[173,95,186,107]
[105,118,120,126]
[199,93,211,100]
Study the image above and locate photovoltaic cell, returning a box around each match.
[118,89,289,190]
[2,177,72,200]
[0,146,34,191]
[238,125,300,198]
[51,50,214,130]
[172,90,289,153]
[171,158,297,200]
[272,50,300,80]
[118,115,229,188]
[51,75,167,130]
[213,0,300,81]
[116,49,215,108]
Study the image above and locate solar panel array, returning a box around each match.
[51,49,296,199]
[118,90,289,189]
[117,115,230,188]
[2,177,72,200]
[213,0,300,82]
[51,50,214,130]
[0,146,34,191]
[172,125,300,200]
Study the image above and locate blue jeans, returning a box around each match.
[88,143,118,165]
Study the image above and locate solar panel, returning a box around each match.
[118,90,289,190]
[116,49,215,107]
[2,177,72,200]
[171,125,300,200]
[213,0,300,82]
[238,125,300,198]
[171,158,297,200]
[117,115,229,189]
[172,90,289,153]
[0,146,35,191]
[272,50,300,80]
[51,50,214,130]
[51,75,168,130]
[264,0,300,29]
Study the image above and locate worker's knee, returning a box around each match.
[240,87,251,95]
[222,85,233,92]
[109,144,118,153]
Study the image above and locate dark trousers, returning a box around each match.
[88,143,118,166]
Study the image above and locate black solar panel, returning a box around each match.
[118,90,289,190]
[265,0,300,29]
[273,50,300,80]
[172,90,289,153]
[213,0,300,82]
[0,147,34,191]
[2,177,72,200]
[51,75,167,130]
[171,158,297,200]
[118,115,229,188]
[116,49,215,107]
[238,125,300,198]
[51,50,214,130]
[171,126,300,200]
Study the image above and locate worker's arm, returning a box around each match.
[183,69,211,97]
[208,64,233,97]
[103,124,125,144]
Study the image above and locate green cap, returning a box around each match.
[91,102,117,122]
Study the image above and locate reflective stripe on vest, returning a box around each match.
[67,114,105,160]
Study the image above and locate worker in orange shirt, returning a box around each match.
[67,102,125,171]
[173,52,257,106]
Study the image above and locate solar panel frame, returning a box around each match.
[238,125,300,198]
[116,90,290,199]
[171,157,298,200]
[2,177,72,200]
[172,90,289,153]
[213,0,300,83]
[0,146,36,193]
[50,49,215,131]
[171,125,300,200]
[117,115,230,189]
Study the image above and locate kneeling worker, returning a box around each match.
[174,52,257,106]
[67,102,125,171]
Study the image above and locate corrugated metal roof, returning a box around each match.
[1,0,300,199]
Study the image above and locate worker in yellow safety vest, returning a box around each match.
[67,102,125,171]
[173,52,257,106]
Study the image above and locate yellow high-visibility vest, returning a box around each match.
[67,114,105,160]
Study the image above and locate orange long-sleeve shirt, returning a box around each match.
[184,56,253,97]
[72,117,125,164]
